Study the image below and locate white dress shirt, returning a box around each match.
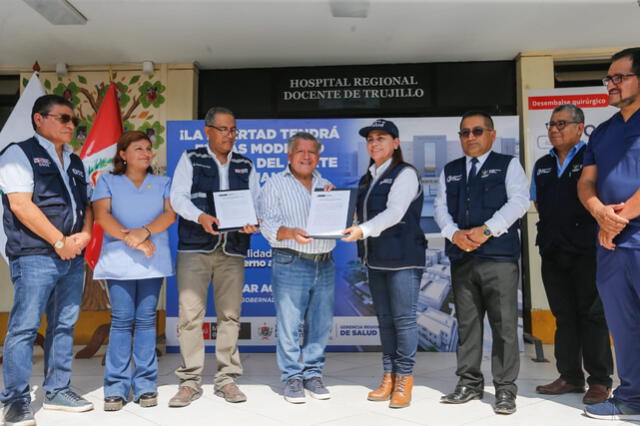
[433,151,530,241]
[260,167,335,254]
[359,158,421,239]
[169,145,261,223]
[0,134,89,227]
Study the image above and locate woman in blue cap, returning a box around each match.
[343,119,426,408]
[92,130,175,411]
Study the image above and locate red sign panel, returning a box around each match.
[528,94,609,110]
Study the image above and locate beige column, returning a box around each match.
[516,54,555,342]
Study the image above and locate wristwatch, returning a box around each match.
[54,237,65,249]
[482,225,492,237]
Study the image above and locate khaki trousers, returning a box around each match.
[174,247,244,390]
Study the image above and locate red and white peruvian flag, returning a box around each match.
[80,82,123,269]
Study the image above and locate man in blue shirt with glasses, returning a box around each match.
[579,47,640,421]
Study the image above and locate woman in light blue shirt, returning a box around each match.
[92,130,175,411]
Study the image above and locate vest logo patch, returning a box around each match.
[480,168,502,178]
[235,168,249,174]
[193,163,211,168]
[571,164,582,173]
[71,168,84,178]
[379,178,393,184]
[446,174,462,183]
[33,157,51,167]
[537,167,552,176]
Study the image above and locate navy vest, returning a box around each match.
[534,146,595,255]
[444,152,520,262]
[177,148,252,255]
[1,137,88,258]
[356,162,426,270]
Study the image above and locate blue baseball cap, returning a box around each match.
[359,119,399,139]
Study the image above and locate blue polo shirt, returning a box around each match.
[92,173,174,280]
[583,109,640,248]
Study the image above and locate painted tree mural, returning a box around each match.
[24,73,167,152]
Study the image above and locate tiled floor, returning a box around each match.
[0,344,630,425]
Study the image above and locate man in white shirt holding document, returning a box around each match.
[169,106,260,406]
[260,131,335,404]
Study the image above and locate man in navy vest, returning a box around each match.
[532,104,613,405]
[434,111,529,415]
[0,94,94,425]
[579,47,640,421]
[169,107,260,407]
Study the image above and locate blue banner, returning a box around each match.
[165,116,522,353]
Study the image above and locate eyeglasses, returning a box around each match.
[206,125,239,137]
[545,120,579,130]
[42,113,80,127]
[602,73,640,86]
[458,127,493,139]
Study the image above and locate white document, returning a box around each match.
[213,190,258,231]
[307,189,352,239]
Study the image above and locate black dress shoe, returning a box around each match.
[494,389,516,415]
[136,392,158,408]
[104,396,125,411]
[440,386,483,404]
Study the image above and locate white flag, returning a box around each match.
[0,73,46,262]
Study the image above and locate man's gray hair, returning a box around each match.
[552,104,585,124]
[204,106,235,126]
[287,131,323,153]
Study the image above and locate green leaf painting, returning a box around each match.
[123,120,135,132]
[53,82,81,106]
[139,121,166,149]
[138,81,166,108]
[115,82,131,108]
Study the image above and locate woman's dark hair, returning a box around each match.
[363,145,404,184]
[112,130,154,175]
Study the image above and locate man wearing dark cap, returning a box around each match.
[532,104,613,405]
[434,111,529,415]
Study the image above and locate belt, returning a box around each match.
[276,248,333,263]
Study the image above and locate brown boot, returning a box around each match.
[367,373,395,401]
[389,375,413,408]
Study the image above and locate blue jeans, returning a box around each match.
[368,268,421,376]
[1,254,84,404]
[271,249,335,382]
[596,247,640,410]
[104,278,163,400]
